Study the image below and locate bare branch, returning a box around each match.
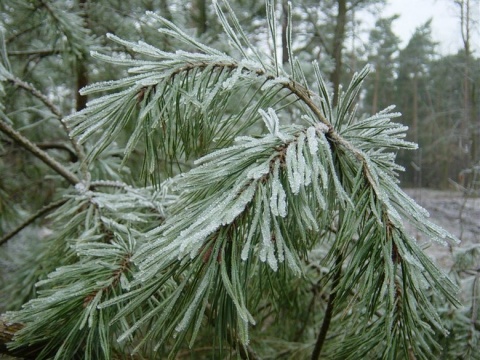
[0,199,67,246]
[5,75,86,163]
[36,142,78,162]
[6,77,62,118]
[0,119,80,186]
[311,254,343,360]
[7,49,62,57]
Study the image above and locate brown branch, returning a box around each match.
[0,119,80,186]
[311,254,343,360]
[282,81,333,130]
[0,199,67,246]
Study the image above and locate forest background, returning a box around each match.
[1,0,479,190]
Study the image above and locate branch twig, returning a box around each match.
[7,49,62,57]
[36,142,78,162]
[7,77,61,119]
[311,254,343,360]
[0,199,67,246]
[0,119,80,186]
[6,75,86,163]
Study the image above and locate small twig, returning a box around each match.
[36,142,78,162]
[471,275,478,331]
[7,77,61,119]
[311,254,343,360]
[458,189,470,242]
[233,338,260,360]
[294,287,322,341]
[7,49,62,57]
[0,199,67,246]
[5,75,86,163]
[8,47,127,57]
[0,119,80,186]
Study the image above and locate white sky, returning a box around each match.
[380,0,480,54]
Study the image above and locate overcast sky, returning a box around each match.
[380,0,479,54]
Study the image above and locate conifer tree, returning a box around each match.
[0,1,464,359]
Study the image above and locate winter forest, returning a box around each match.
[0,0,479,359]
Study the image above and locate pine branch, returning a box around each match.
[2,3,463,358]
[0,119,80,185]
[0,199,67,246]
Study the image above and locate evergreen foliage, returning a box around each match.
[0,1,475,359]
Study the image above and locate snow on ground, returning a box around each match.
[404,188,480,270]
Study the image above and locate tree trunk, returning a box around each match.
[412,74,418,145]
[281,0,289,64]
[160,0,173,21]
[76,0,89,112]
[372,65,379,113]
[192,0,207,36]
[330,0,347,107]
[76,60,88,112]
[455,0,477,163]
[471,83,478,163]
